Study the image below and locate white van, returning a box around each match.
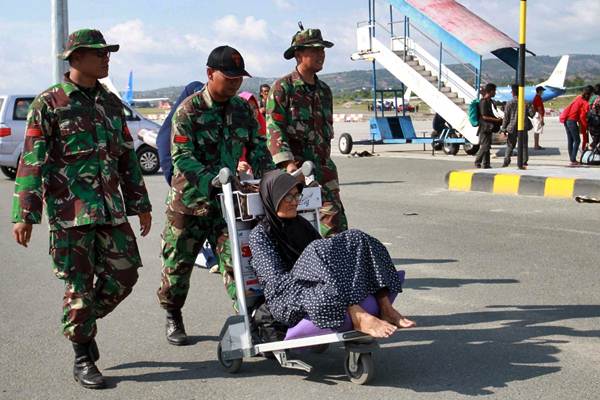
[0,94,161,179]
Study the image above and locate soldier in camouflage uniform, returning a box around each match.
[266,25,348,237]
[157,46,274,346]
[11,29,152,389]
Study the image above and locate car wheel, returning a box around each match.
[1,166,17,180]
[136,146,160,175]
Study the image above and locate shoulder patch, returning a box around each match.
[173,135,189,144]
[26,127,43,137]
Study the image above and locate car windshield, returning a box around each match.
[0,98,4,122]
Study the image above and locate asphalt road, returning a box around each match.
[1,156,599,400]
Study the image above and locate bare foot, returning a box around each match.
[381,307,416,329]
[349,306,397,338]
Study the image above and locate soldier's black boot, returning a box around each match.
[166,309,188,346]
[72,342,106,389]
[89,338,99,362]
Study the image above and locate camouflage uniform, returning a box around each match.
[266,28,347,237]
[157,87,274,310]
[12,73,152,343]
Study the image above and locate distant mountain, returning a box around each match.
[137,54,600,100]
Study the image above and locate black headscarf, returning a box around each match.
[259,170,321,267]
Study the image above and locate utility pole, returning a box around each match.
[51,0,69,85]
[517,0,527,169]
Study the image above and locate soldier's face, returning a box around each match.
[296,47,326,73]
[207,68,243,101]
[71,48,110,79]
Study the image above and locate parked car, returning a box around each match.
[0,94,161,179]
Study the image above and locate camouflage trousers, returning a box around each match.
[157,210,235,311]
[319,183,348,238]
[49,223,141,343]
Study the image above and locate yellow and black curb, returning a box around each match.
[446,171,600,199]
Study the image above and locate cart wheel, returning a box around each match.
[463,142,480,155]
[338,133,353,155]
[443,132,460,156]
[310,343,329,354]
[217,343,243,373]
[344,352,375,385]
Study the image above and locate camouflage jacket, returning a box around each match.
[266,69,338,186]
[167,88,274,216]
[11,74,152,231]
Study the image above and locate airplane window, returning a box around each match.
[13,98,34,120]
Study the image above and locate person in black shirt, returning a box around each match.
[474,83,502,168]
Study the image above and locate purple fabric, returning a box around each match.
[284,270,405,340]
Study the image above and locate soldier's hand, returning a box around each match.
[13,223,33,248]
[237,161,251,173]
[138,212,152,237]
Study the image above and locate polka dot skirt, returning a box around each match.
[249,226,403,329]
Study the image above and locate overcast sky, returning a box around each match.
[0,0,597,93]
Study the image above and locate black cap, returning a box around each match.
[536,86,546,92]
[206,45,251,78]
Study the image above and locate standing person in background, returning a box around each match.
[266,24,348,237]
[157,81,204,185]
[532,86,546,150]
[258,83,270,117]
[560,86,593,166]
[474,83,502,169]
[501,84,531,167]
[237,91,266,179]
[12,29,152,389]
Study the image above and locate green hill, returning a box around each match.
[137,54,600,101]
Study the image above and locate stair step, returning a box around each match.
[419,70,432,77]
[406,60,420,67]
[444,92,458,99]
[440,87,452,93]
[452,98,466,105]
[423,75,437,83]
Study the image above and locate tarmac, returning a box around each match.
[332,116,600,199]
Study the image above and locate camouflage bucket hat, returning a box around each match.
[283,28,334,60]
[61,29,119,60]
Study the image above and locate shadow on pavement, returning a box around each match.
[392,258,458,265]
[105,305,599,394]
[495,147,562,157]
[367,304,600,395]
[405,277,519,291]
[340,180,405,186]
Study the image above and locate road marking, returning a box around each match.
[493,174,520,195]
[448,171,474,191]
[544,177,575,198]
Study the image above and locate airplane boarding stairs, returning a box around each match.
[354,24,480,145]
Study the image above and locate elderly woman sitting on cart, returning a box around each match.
[249,170,415,338]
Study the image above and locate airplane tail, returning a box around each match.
[539,55,569,89]
[124,70,134,104]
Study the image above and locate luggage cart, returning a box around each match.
[215,163,382,384]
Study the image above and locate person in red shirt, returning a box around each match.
[532,86,545,150]
[560,86,593,165]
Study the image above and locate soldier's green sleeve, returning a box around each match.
[266,82,294,165]
[11,98,50,224]
[171,107,219,201]
[245,106,275,177]
[118,113,152,215]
